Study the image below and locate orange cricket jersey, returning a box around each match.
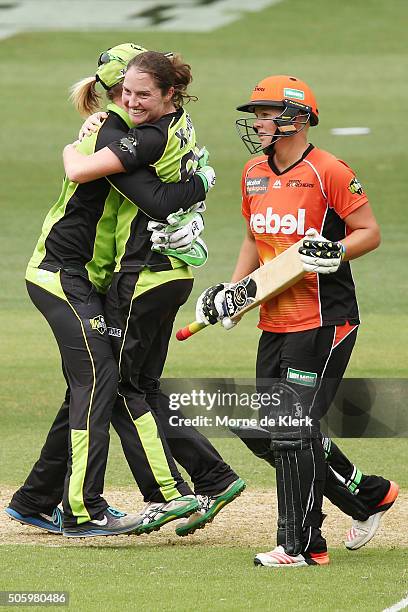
[241,145,367,333]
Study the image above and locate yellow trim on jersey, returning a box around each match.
[132,266,193,301]
[25,266,67,301]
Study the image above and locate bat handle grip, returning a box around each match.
[176,320,207,341]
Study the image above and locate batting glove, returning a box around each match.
[196,165,216,192]
[299,228,346,274]
[195,284,237,330]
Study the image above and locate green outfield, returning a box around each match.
[1,0,407,610]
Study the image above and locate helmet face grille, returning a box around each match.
[235,118,264,155]
[235,102,312,155]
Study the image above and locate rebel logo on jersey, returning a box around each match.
[250,208,306,235]
[241,147,366,333]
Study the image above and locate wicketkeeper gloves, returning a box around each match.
[147,204,208,267]
[299,228,346,274]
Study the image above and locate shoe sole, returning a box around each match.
[5,508,62,535]
[345,481,399,551]
[176,478,246,537]
[133,499,200,536]
[254,552,329,568]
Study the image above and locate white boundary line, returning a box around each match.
[383,595,408,612]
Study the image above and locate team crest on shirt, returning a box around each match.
[348,177,364,195]
[89,315,107,335]
[246,177,269,194]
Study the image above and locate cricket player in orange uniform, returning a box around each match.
[196,75,398,567]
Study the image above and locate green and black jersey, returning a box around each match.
[27,104,205,292]
[106,107,201,273]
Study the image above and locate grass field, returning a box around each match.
[1,0,408,610]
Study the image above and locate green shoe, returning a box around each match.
[175,478,246,537]
[133,495,199,535]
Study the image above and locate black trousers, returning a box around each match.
[12,270,192,525]
[106,270,238,497]
[12,269,236,519]
[22,273,117,527]
[256,324,389,531]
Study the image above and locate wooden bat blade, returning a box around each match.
[176,238,305,341]
[229,238,305,321]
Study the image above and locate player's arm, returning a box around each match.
[299,207,380,273]
[340,202,381,260]
[230,223,259,281]
[63,144,125,183]
[108,170,208,220]
[63,125,165,183]
[196,222,259,327]
[299,162,380,273]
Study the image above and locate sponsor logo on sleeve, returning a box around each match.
[246,176,270,194]
[348,177,364,195]
[119,135,138,155]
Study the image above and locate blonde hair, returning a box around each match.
[69,76,103,117]
[69,77,123,116]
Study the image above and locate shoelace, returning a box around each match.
[51,508,63,527]
[141,502,168,521]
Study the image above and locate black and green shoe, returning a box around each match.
[175,478,246,537]
[133,495,199,535]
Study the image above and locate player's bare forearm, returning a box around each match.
[231,226,259,282]
[341,202,381,260]
[63,144,125,183]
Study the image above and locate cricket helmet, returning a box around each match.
[95,43,147,90]
[236,75,319,154]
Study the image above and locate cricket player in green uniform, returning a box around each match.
[6,45,244,537]
[63,49,246,533]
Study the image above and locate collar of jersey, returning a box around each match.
[106,103,133,128]
[267,143,314,176]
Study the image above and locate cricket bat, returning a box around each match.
[176,238,306,341]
